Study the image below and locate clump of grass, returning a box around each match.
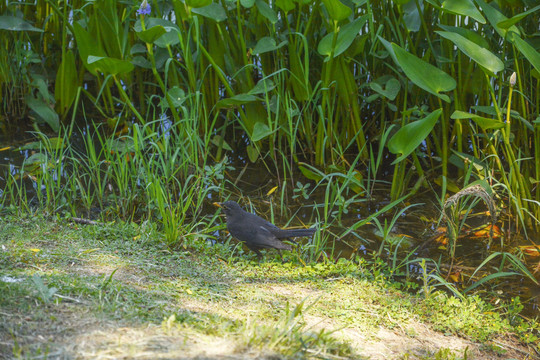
[1,113,226,249]
[422,292,512,341]
[239,298,353,358]
[404,347,470,360]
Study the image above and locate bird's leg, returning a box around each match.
[277,249,285,263]
[253,249,263,262]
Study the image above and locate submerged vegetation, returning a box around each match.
[0,0,539,357]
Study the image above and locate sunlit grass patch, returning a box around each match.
[0,217,537,358]
[422,292,539,343]
[237,298,354,358]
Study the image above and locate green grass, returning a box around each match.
[0,215,538,359]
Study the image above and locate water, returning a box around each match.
[231,159,540,317]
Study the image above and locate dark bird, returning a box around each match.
[215,200,316,260]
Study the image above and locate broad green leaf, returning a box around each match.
[450,151,486,172]
[391,43,456,102]
[132,56,152,69]
[246,145,259,162]
[134,18,176,32]
[155,31,180,47]
[32,274,57,304]
[17,141,41,151]
[370,77,400,101]
[25,96,60,132]
[321,0,352,22]
[216,94,259,108]
[130,43,147,55]
[497,5,540,29]
[255,0,278,24]
[451,110,504,130]
[436,31,504,74]
[87,56,134,75]
[24,152,48,165]
[134,18,180,47]
[378,36,398,64]
[240,0,255,7]
[211,135,233,151]
[451,110,486,120]
[186,0,212,8]
[192,3,227,22]
[153,48,170,69]
[471,106,497,116]
[166,87,187,108]
[317,15,368,58]
[136,25,167,44]
[276,0,295,12]
[46,137,65,151]
[252,37,287,54]
[424,0,442,10]
[471,117,506,130]
[441,0,485,23]
[251,122,274,141]
[72,22,106,75]
[33,78,54,104]
[438,25,489,49]
[403,0,421,32]
[106,138,135,153]
[248,78,276,95]
[512,34,540,74]
[388,108,442,165]
[475,0,520,40]
[0,15,43,32]
[298,162,325,182]
[55,50,78,115]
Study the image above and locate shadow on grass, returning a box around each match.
[0,217,356,359]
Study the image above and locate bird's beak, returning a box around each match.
[213,202,222,208]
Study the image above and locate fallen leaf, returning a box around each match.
[267,186,278,196]
[519,245,540,257]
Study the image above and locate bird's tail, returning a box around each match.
[278,228,316,239]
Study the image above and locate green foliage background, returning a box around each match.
[0,0,539,226]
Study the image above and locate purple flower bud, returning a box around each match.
[137,0,151,16]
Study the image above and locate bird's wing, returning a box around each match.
[261,221,283,236]
[227,221,258,242]
[252,216,288,237]
[246,212,313,238]
[250,226,292,250]
[244,212,281,231]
